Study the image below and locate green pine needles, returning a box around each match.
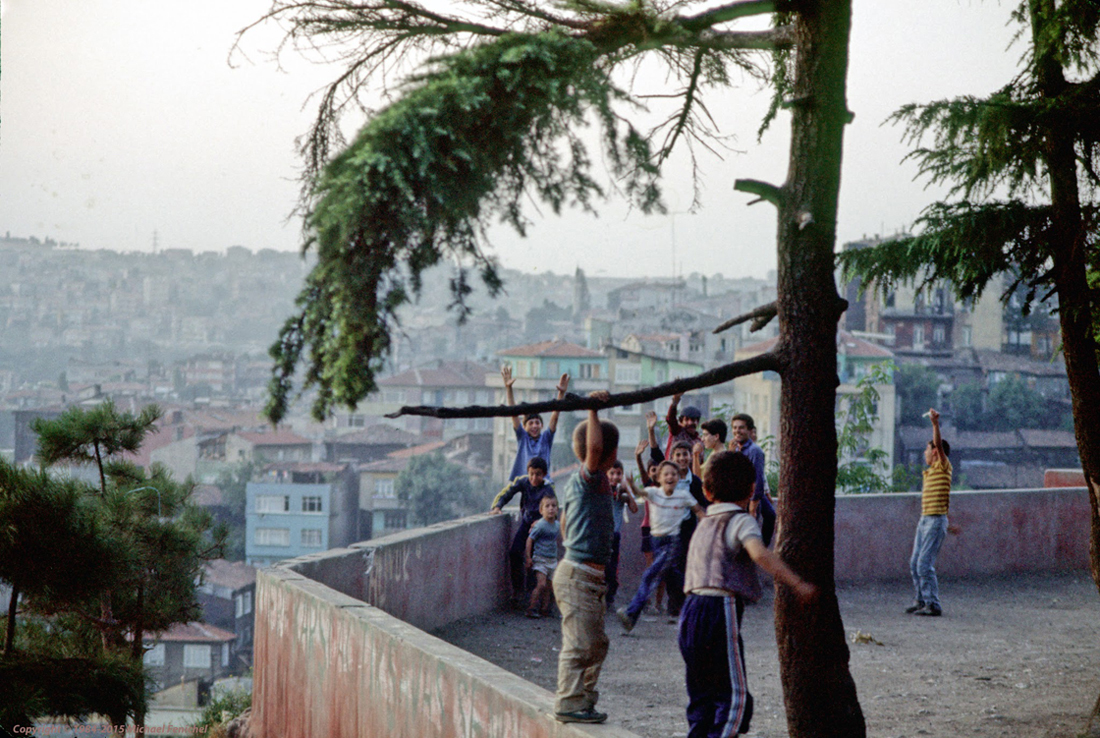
[268,32,662,422]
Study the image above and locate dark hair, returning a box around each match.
[730,413,756,431]
[671,441,694,455]
[929,439,951,458]
[656,460,680,479]
[527,456,548,473]
[700,418,727,443]
[572,418,620,467]
[539,493,557,506]
[680,406,702,420]
[610,459,624,471]
[524,414,543,426]
[702,450,756,503]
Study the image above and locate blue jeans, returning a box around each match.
[625,534,682,620]
[910,514,947,608]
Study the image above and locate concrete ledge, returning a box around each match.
[253,566,644,738]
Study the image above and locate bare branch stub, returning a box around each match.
[712,300,777,334]
[386,351,781,419]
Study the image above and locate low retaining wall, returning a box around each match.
[251,486,1092,738]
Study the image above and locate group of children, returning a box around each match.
[491,364,953,734]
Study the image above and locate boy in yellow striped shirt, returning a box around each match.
[906,408,952,617]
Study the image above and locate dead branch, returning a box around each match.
[712,301,777,334]
[386,351,781,419]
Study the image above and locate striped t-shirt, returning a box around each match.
[920,458,952,516]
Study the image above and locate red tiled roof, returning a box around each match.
[498,339,602,358]
[387,440,448,458]
[378,361,495,388]
[837,330,895,359]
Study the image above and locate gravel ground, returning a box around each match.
[433,572,1100,737]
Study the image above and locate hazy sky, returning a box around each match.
[1,0,1022,280]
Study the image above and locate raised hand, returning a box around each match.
[501,364,516,388]
[645,410,658,430]
[556,373,570,396]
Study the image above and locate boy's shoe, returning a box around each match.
[904,601,925,614]
[616,607,636,633]
[914,603,942,617]
[555,708,608,724]
[525,609,541,619]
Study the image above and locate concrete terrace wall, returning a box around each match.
[253,513,646,738]
[833,487,1091,581]
[251,487,1092,738]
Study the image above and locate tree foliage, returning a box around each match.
[251,1,780,422]
[895,363,940,426]
[835,362,893,494]
[395,452,479,526]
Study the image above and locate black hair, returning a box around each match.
[702,450,756,503]
[527,456,548,473]
[671,440,694,454]
[929,439,951,458]
[524,414,543,426]
[700,418,727,443]
[572,419,620,467]
[730,413,756,431]
[610,459,624,471]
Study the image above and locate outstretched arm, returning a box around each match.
[929,408,945,463]
[501,365,520,431]
[584,391,609,474]
[621,475,641,514]
[666,393,683,436]
[634,440,652,486]
[744,538,817,604]
[548,373,569,432]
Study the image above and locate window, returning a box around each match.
[913,324,925,347]
[580,363,601,379]
[255,495,288,514]
[143,643,165,666]
[348,414,365,427]
[222,643,230,667]
[254,528,290,547]
[616,404,639,415]
[961,325,973,347]
[235,594,244,618]
[615,364,642,385]
[183,644,211,669]
[301,528,323,547]
[933,325,946,344]
[383,510,406,530]
[375,478,395,499]
[301,496,323,513]
[243,590,252,615]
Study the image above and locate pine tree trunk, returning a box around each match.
[772,0,865,735]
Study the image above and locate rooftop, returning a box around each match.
[498,339,602,359]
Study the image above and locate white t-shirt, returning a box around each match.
[707,502,763,552]
[645,486,697,537]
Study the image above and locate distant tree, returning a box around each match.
[950,382,985,431]
[27,402,226,731]
[895,363,939,425]
[985,375,1051,432]
[835,363,893,494]
[214,462,254,561]
[395,452,479,527]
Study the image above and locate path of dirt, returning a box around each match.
[434,573,1100,737]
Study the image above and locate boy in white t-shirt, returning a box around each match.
[616,461,702,633]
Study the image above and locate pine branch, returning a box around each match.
[386,351,780,419]
[712,301,778,334]
[734,178,785,206]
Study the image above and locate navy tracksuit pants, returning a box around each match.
[678,593,753,738]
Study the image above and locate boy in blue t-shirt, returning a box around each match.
[525,495,560,618]
[502,364,569,481]
[553,391,618,724]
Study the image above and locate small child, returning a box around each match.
[490,456,555,607]
[617,460,702,632]
[552,391,618,724]
[605,460,639,609]
[525,495,560,618]
[906,407,952,617]
[679,450,816,738]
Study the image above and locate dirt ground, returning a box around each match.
[434,572,1100,737]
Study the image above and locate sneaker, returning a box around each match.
[914,603,942,617]
[904,601,925,614]
[525,609,540,619]
[616,607,636,633]
[555,708,608,724]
